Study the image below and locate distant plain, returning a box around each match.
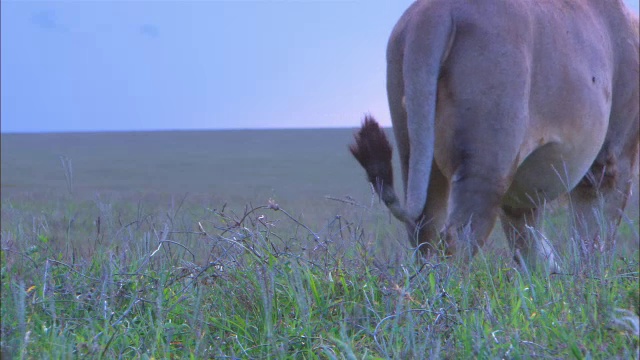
[1,129,390,223]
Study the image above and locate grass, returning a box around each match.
[1,129,639,358]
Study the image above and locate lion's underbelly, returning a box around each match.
[502,122,608,208]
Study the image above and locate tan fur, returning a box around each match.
[351,0,639,271]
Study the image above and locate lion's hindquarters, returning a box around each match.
[349,0,638,273]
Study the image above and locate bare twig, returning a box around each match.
[269,202,320,241]
[324,195,362,207]
[1,248,39,269]
[47,259,100,281]
[149,240,196,262]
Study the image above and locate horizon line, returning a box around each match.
[0,125,394,135]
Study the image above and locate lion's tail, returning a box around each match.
[349,116,415,227]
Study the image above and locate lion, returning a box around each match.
[350,0,639,272]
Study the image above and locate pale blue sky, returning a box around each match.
[2,0,639,133]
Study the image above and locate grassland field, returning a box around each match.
[1,128,638,359]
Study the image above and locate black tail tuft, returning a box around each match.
[349,115,394,190]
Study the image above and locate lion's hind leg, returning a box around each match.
[500,206,560,273]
